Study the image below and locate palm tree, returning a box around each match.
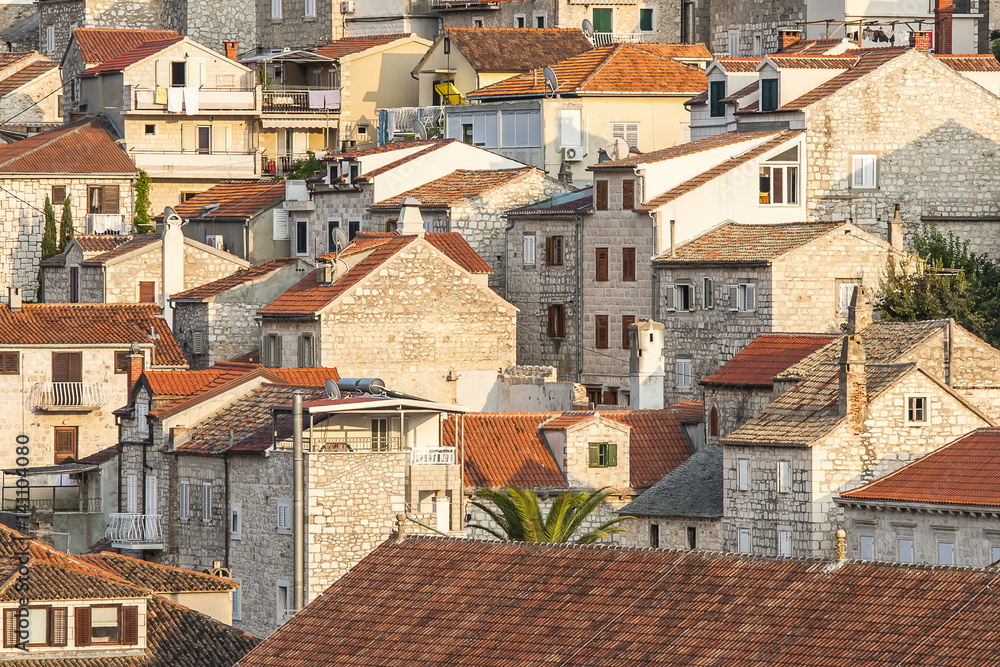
[469,486,630,545]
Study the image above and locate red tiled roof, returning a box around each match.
[371,167,535,208]
[0,59,56,97]
[779,38,852,55]
[0,52,33,71]
[590,129,780,170]
[322,139,442,162]
[165,179,286,221]
[603,409,695,487]
[79,551,237,593]
[81,232,160,265]
[539,411,593,430]
[446,27,593,73]
[702,333,838,387]
[79,36,183,77]
[670,400,704,425]
[171,258,300,301]
[0,116,135,174]
[76,233,134,253]
[776,47,907,111]
[446,413,565,488]
[714,57,762,72]
[425,232,494,273]
[768,54,856,69]
[0,303,185,365]
[311,33,414,60]
[840,428,1000,507]
[468,43,707,99]
[237,537,1000,667]
[936,54,1000,72]
[72,27,179,64]
[653,221,844,264]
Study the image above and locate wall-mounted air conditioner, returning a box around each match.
[562,146,582,163]
[340,1,355,13]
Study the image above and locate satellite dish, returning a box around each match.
[332,226,349,252]
[412,119,428,141]
[324,378,341,399]
[606,137,629,161]
[543,66,558,96]
[162,205,182,226]
[582,18,594,35]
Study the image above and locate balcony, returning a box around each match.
[132,87,258,112]
[378,106,444,145]
[131,151,258,179]
[106,513,163,550]
[263,88,341,115]
[1,485,102,513]
[411,448,456,465]
[589,32,652,47]
[262,153,314,177]
[30,382,107,412]
[86,213,126,234]
[277,433,404,453]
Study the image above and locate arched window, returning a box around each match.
[709,407,719,437]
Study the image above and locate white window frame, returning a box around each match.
[472,16,484,27]
[737,457,750,491]
[753,34,762,56]
[702,277,714,309]
[523,232,536,266]
[838,282,860,316]
[272,209,290,241]
[905,394,929,426]
[777,460,791,494]
[777,529,791,557]
[938,539,955,565]
[737,527,751,554]
[276,580,290,624]
[759,164,799,205]
[898,538,915,563]
[304,0,316,18]
[46,26,55,55]
[860,534,875,560]
[727,29,740,56]
[676,358,692,390]
[851,154,877,189]
[611,122,639,149]
[202,482,213,523]
[277,498,292,534]
[179,481,190,520]
[230,502,241,540]
[136,400,149,434]
[271,0,282,19]
[991,545,1000,564]
[126,474,137,513]
[674,284,693,312]
[232,577,242,621]
[514,13,526,28]
[728,283,756,312]
[533,11,546,28]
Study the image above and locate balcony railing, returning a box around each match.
[263,89,341,114]
[590,32,651,47]
[30,382,107,412]
[411,448,456,465]
[2,496,102,513]
[262,153,313,176]
[277,434,404,453]
[133,87,258,112]
[86,213,126,234]
[106,513,163,550]
[378,106,444,145]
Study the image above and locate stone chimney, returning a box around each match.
[847,286,872,334]
[8,286,21,312]
[397,197,426,236]
[835,529,847,562]
[161,209,184,328]
[909,30,933,53]
[126,341,144,395]
[629,319,664,410]
[934,0,954,54]
[888,204,904,252]
[778,29,801,52]
[224,41,239,61]
[838,334,867,432]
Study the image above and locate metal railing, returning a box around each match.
[2,497,102,513]
[30,382,107,411]
[86,213,126,234]
[106,513,163,548]
[378,106,444,145]
[262,153,313,176]
[590,32,651,47]
[277,434,403,453]
[263,90,341,113]
[411,448,457,465]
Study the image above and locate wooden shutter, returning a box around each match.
[52,351,81,383]
[545,236,554,265]
[553,236,563,265]
[595,315,608,349]
[595,248,608,282]
[745,283,756,311]
[548,305,565,338]
[54,427,78,463]
[52,185,66,202]
[622,315,635,349]
[664,284,675,311]
[622,179,635,210]
[139,282,155,303]
[3,608,16,648]
[122,606,138,645]
[595,180,608,210]
[622,247,635,282]
[52,608,67,647]
[728,284,739,311]
[0,352,18,374]
[607,443,617,467]
[75,607,91,646]
[155,60,169,87]
[588,443,599,467]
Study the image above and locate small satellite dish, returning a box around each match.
[543,66,558,96]
[582,18,594,36]
[324,378,341,399]
[412,119,428,141]
[606,137,629,161]
[332,226,349,252]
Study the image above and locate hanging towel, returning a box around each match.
[155,87,168,105]
[183,87,199,115]
[308,90,325,109]
[166,87,183,113]
[324,89,341,110]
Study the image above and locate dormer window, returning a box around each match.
[761,78,778,112]
[709,80,726,117]
[4,607,68,647]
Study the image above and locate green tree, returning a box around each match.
[59,197,74,251]
[41,196,57,259]
[469,486,630,545]
[133,170,154,234]
[877,260,985,337]
[286,150,323,180]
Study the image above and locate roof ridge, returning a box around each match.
[0,117,90,169]
[577,43,627,91]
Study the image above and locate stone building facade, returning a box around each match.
[0,56,61,129]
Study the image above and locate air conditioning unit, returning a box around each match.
[340,0,355,12]
[205,235,225,249]
[562,146,582,163]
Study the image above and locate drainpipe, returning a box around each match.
[292,390,304,615]
[575,212,584,383]
[648,209,659,321]
[504,215,514,301]
[223,441,231,569]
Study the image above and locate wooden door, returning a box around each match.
[54,427,77,464]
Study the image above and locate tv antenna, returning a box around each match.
[543,65,558,97]
[412,119,428,141]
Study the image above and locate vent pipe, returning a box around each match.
[292,390,304,616]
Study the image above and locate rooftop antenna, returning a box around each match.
[324,378,341,399]
[543,65,558,97]
[412,119,428,141]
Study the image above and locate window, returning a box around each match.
[709,80,726,117]
[754,34,762,56]
[709,407,718,437]
[271,0,282,19]
[727,29,739,55]
[52,351,81,384]
[534,13,545,28]
[622,315,635,349]
[851,154,877,189]
[357,124,368,137]
[860,534,875,560]
[144,124,156,136]
[232,578,242,621]
[70,267,79,303]
[515,13,526,28]
[666,284,692,312]
[327,219,341,251]
[686,526,697,549]
[702,277,714,309]
[592,7,612,32]
[51,185,66,203]
[595,315,609,348]
[602,388,618,406]
[936,539,954,565]
[906,396,928,425]
[595,180,609,210]
[297,334,314,368]
[622,247,636,282]
[545,236,563,265]
[179,482,190,520]
[500,110,541,147]
[778,530,792,556]
[197,126,211,154]
[760,78,778,112]
[522,233,536,265]
[125,474,137,513]
[4,606,67,647]
[277,499,291,533]
[639,7,653,31]
[46,26,54,54]
[737,457,750,491]
[992,545,1000,564]
[838,282,859,315]
[759,164,798,205]
[611,122,638,149]
[676,358,692,390]
[139,281,156,303]
[473,17,483,28]
[898,538,915,563]
[596,248,609,281]
[90,606,121,644]
[347,218,362,241]
[264,334,282,368]
[56,95,63,119]
[371,418,389,451]
[0,351,18,375]
[276,581,290,623]
[777,460,791,493]
[136,400,149,434]
[621,179,635,210]
[738,527,751,554]
[588,442,617,467]
[88,185,120,214]
[202,483,212,522]
[547,304,565,338]
[304,0,315,17]
[728,283,756,312]
[649,523,659,548]
[230,503,241,540]
[54,427,77,464]
[171,61,186,87]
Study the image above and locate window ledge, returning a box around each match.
[277,528,292,535]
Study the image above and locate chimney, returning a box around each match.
[838,334,867,432]
[8,286,21,312]
[778,29,801,52]
[397,197,426,236]
[669,219,676,258]
[126,341,144,394]
[224,41,239,61]
[909,30,932,53]
[629,318,665,410]
[835,529,847,563]
[847,286,872,334]
[161,209,184,328]
[934,0,954,54]
[888,204,904,252]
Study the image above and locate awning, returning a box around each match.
[2,463,101,476]
[434,82,467,105]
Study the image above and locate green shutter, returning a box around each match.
[607,443,618,467]
[588,443,600,467]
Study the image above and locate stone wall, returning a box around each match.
[302,188,373,260]
[254,0,331,52]
[619,515,723,551]
[0,69,62,125]
[172,301,210,368]
[563,416,630,491]
[709,0,805,55]
[39,0,85,59]
[703,385,772,445]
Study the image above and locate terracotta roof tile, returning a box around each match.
[714,56,763,72]
[840,427,1000,507]
[0,52,33,71]
[639,131,802,210]
[79,551,237,593]
[79,36,183,77]
[505,188,592,215]
[0,116,135,174]
[768,54,856,69]
[311,33,413,60]
[653,220,843,264]
[80,233,160,265]
[701,332,838,387]
[591,129,780,170]
[446,28,594,72]
[237,536,1000,667]
[779,37,852,55]
[76,233,134,254]
[444,413,565,488]
[371,167,535,208]
[602,408,695,487]
[669,400,704,424]
[164,179,286,221]
[936,54,1000,72]
[0,59,56,97]
[72,27,179,64]
[322,139,442,162]
[775,47,907,111]
[424,232,494,273]
[539,411,594,430]
[171,258,300,301]
[0,303,185,366]
[468,43,707,99]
